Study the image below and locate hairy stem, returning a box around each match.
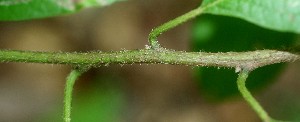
[148,7,203,49]
[237,70,288,122]
[147,0,226,49]
[0,49,298,70]
[237,70,272,122]
[63,69,85,122]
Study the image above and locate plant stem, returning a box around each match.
[147,0,229,49]
[0,49,298,70]
[148,7,203,49]
[237,70,288,122]
[237,70,272,122]
[63,69,85,122]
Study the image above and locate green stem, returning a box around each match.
[147,0,229,49]
[237,70,271,122]
[63,69,85,122]
[0,49,298,70]
[148,7,203,49]
[237,70,288,122]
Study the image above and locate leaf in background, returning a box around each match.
[191,15,296,101]
[0,0,123,21]
[40,76,125,122]
[201,0,300,33]
[265,92,300,121]
[71,76,125,122]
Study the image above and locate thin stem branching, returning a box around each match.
[237,70,288,122]
[63,69,86,122]
[0,1,299,121]
[148,7,203,49]
[237,70,271,122]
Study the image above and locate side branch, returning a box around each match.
[237,70,271,122]
[0,49,298,70]
[63,69,85,122]
[148,7,203,49]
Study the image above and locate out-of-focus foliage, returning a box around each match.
[202,0,300,33]
[42,76,125,122]
[0,0,123,21]
[192,15,297,101]
[267,92,300,121]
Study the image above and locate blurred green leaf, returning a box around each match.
[201,0,300,33]
[191,15,296,101]
[265,92,300,121]
[40,76,125,122]
[0,0,123,21]
[71,77,125,122]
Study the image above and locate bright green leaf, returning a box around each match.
[0,0,123,21]
[76,0,123,9]
[201,0,300,33]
